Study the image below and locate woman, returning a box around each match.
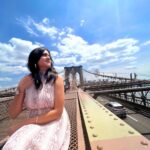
[3,47,70,150]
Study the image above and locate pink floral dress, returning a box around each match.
[3,78,70,150]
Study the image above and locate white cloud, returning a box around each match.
[0,65,29,74]
[0,77,12,81]
[105,38,138,50]
[57,34,89,55]
[18,17,140,72]
[50,51,59,57]
[142,40,150,46]
[17,17,141,76]
[19,17,76,41]
[125,65,137,69]
[121,56,136,62]
[57,33,139,68]
[55,66,64,74]
[34,23,58,39]
[123,45,139,56]
[17,17,39,36]
[42,18,50,25]
[18,17,58,39]
[57,34,107,62]
[55,57,77,65]
[0,37,43,74]
[80,20,85,27]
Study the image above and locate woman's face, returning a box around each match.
[38,50,51,71]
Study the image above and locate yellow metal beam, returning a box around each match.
[78,89,150,149]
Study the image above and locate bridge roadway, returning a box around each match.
[97,96,150,140]
[0,89,150,149]
[88,86,150,94]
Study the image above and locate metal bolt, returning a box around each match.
[114,118,118,120]
[109,114,112,116]
[90,126,94,129]
[120,123,124,126]
[128,131,134,134]
[88,120,91,123]
[93,134,98,137]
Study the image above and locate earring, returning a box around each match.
[35,64,37,68]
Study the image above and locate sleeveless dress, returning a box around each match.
[3,77,70,150]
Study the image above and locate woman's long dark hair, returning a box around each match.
[27,47,58,89]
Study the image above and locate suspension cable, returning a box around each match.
[83,68,131,80]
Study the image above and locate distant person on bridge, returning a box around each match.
[3,47,70,150]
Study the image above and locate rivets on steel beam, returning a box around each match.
[105,111,108,113]
[102,108,105,110]
[114,118,118,120]
[141,141,148,146]
[88,120,91,123]
[128,131,134,134]
[120,123,125,126]
[109,114,113,116]
[85,112,88,115]
[86,116,90,118]
[92,134,98,137]
[90,126,94,129]
[97,146,103,150]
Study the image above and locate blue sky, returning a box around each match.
[0,0,150,89]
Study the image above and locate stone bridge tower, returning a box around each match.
[64,66,84,86]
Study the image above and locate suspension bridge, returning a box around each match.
[0,66,150,149]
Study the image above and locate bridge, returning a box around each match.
[0,66,150,149]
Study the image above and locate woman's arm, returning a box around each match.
[8,90,25,119]
[9,75,33,118]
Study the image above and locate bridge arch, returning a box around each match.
[64,66,84,86]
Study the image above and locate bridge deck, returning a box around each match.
[0,89,150,149]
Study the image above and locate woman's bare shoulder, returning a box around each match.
[18,74,33,89]
[55,75,64,86]
[56,75,64,82]
[21,74,33,82]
